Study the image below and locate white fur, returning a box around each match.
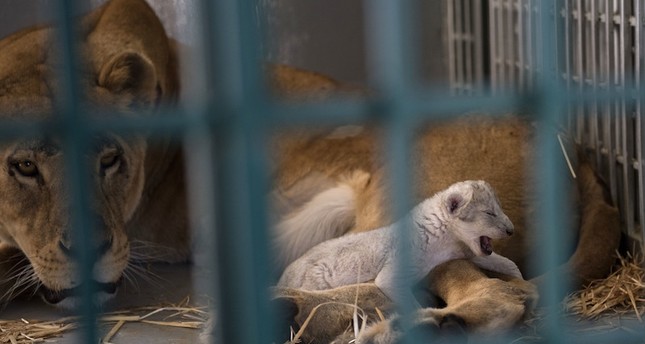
[272,182,358,270]
[277,180,521,307]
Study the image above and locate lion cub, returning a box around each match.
[277,180,522,306]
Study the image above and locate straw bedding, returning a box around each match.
[1,253,643,343]
[565,252,645,320]
[0,298,207,344]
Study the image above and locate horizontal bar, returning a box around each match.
[1,83,644,139]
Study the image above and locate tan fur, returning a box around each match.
[0,0,187,304]
[270,69,619,342]
[425,260,538,333]
[330,260,537,343]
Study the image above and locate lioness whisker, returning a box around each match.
[129,240,183,262]
[2,265,38,302]
[5,264,32,282]
[123,261,166,289]
[120,268,140,292]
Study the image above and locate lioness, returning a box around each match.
[0,0,621,342]
[0,0,186,306]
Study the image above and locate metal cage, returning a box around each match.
[2,0,645,343]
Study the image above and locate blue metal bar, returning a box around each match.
[533,0,569,342]
[203,0,274,343]
[0,83,637,139]
[54,0,97,342]
[364,0,422,342]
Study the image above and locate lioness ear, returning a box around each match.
[98,51,159,108]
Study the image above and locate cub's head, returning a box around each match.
[0,0,178,307]
[440,180,514,256]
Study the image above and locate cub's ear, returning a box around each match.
[98,51,159,109]
[445,191,472,215]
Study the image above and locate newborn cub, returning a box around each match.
[277,180,522,306]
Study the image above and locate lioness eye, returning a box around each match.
[100,152,120,170]
[13,160,39,177]
[485,211,497,217]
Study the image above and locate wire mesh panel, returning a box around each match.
[561,0,644,250]
[448,0,645,252]
[488,0,543,92]
[446,0,484,94]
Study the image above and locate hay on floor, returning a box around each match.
[0,298,207,344]
[565,252,645,320]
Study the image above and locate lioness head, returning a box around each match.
[0,0,178,306]
[435,180,514,256]
[0,133,148,304]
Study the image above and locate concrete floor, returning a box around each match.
[2,265,644,344]
[1,263,207,343]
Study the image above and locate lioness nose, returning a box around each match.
[59,237,113,258]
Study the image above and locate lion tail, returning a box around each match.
[272,170,371,271]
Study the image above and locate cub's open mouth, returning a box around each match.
[40,281,120,305]
[479,236,493,255]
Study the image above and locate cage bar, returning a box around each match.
[53,0,98,342]
[5,0,645,342]
[455,0,465,94]
[517,0,526,90]
[473,0,484,91]
[447,0,457,93]
[202,0,276,343]
[637,0,645,247]
[506,0,516,89]
[464,0,473,93]
[489,0,498,91]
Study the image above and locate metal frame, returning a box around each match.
[0,0,643,342]
[448,0,484,94]
[451,0,645,251]
[559,0,644,249]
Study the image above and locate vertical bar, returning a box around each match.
[447,0,457,94]
[535,0,568,342]
[527,0,535,89]
[364,0,418,341]
[464,0,473,93]
[517,0,526,90]
[54,0,97,342]
[205,0,274,343]
[497,0,507,91]
[636,0,645,250]
[490,0,499,91]
[183,1,220,342]
[576,0,585,143]
[473,0,484,91]
[506,0,516,88]
[618,0,636,237]
[563,0,573,129]
[590,0,602,168]
[593,0,607,168]
[455,0,465,93]
[605,0,619,204]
